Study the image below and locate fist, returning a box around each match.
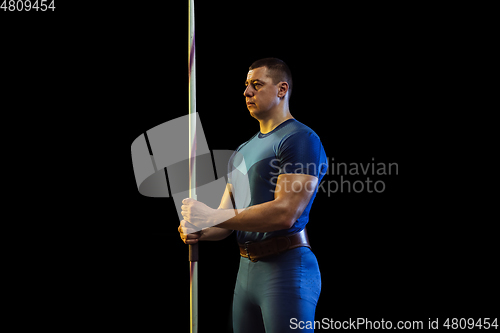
[178,222,201,244]
[180,197,217,232]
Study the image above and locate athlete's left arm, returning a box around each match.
[180,174,317,233]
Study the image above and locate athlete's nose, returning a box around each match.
[243,85,254,97]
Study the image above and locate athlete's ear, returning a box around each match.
[277,82,289,99]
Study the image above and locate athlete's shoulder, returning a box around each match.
[281,119,322,141]
[275,119,325,157]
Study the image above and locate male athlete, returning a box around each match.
[178,58,327,332]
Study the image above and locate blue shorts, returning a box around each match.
[232,246,321,333]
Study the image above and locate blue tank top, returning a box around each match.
[228,119,327,243]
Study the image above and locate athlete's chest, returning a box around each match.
[234,136,279,174]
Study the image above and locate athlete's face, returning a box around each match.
[244,67,280,117]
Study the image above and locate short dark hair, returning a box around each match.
[249,58,293,99]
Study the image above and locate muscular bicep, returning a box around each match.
[274,174,318,226]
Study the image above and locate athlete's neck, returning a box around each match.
[258,110,294,134]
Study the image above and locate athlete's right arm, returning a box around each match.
[178,184,234,244]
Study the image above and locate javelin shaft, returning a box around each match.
[188,0,196,204]
[188,1,198,333]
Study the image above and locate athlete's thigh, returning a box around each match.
[232,293,265,333]
[260,293,318,332]
[232,258,266,333]
[259,247,321,332]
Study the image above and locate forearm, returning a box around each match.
[199,227,232,241]
[215,199,292,232]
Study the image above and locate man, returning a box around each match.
[178,58,327,332]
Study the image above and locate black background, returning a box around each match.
[2,1,496,331]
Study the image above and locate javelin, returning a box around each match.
[188,0,198,332]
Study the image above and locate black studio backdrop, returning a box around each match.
[111,2,496,331]
[3,1,495,331]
